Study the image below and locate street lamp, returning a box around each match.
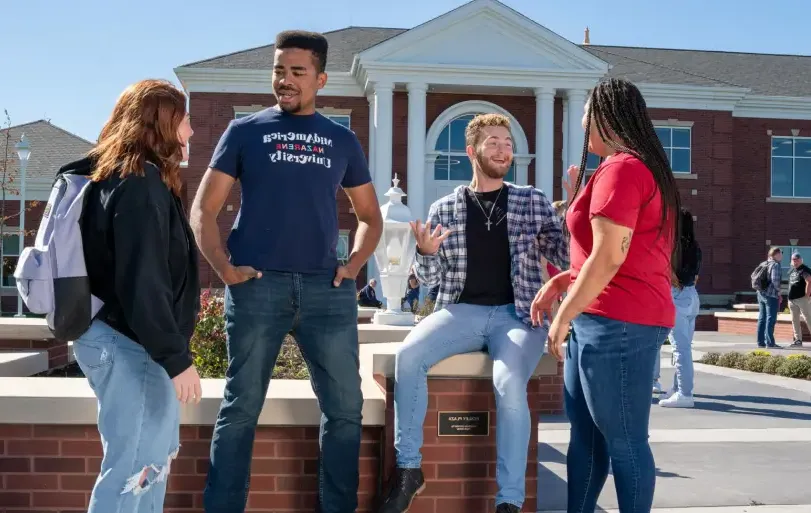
[372,175,417,326]
[14,134,30,317]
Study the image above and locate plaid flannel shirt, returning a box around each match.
[413,183,569,327]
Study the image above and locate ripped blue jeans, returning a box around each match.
[73,319,180,513]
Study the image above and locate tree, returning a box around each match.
[0,111,39,298]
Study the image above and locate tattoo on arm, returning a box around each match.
[620,231,633,254]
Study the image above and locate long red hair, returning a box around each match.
[88,79,186,195]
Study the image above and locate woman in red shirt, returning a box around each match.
[531,78,681,513]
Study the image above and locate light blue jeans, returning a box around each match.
[653,286,699,396]
[393,303,546,508]
[73,319,180,513]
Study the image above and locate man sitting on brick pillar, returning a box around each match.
[378,113,569,513]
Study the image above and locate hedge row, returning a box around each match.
[700,350,811,380]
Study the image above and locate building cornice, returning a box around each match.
[733,94,811,120]
[637,83,751,112]
[173,67,365,97]
[356,62,606,94]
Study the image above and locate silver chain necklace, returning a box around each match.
[469,185,504,231]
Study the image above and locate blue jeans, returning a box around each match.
[203,271,362,513]
[669,286,699,396]
[73,319,180,513]
[393,303,545,508]
[565,313,668,513]
[757,291,779,347]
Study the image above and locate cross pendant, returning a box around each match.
[485,219,492,231]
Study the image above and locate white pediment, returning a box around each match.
[357,0,608,72]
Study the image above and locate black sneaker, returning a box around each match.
[496,503,520,513]
[791,340,803,347]
[378,468,425,513]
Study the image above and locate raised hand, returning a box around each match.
[562,165,580,199]
[409,220,451,256]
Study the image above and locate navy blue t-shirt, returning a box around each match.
[209,107,371,273]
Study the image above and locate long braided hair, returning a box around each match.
[568,78,683,271]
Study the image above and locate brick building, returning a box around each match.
[0,120,95,314]
[174,0,811,304]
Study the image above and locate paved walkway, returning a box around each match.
[685,331,811,358]
[536,344,811,512]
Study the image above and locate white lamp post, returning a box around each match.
[372,175,417,326]
[14,134,30,317]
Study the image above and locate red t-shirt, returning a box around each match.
[567,153,675,328]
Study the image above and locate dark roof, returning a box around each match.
[0,120,94,180]
[584,45,811,97]
[181,27,407,71]
[179,27,811,98]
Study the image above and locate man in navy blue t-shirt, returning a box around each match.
[190,30,383,513]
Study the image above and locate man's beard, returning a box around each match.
[475,151,512,180]
[275,88,302,113]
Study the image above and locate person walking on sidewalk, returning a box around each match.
[787,252,811,347]
[659,209,702,408]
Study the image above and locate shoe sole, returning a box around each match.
[401,482,427,513]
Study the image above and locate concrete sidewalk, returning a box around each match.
[537,352,811,512]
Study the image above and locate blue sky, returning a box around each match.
[2,0,807,143]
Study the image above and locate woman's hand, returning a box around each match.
[547,318,570,361]
[530,271,569,326]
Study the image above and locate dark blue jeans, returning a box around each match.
[564,313,668,513]
[756,291,779,347]
[203,271,362,513]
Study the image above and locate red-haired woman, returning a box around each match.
[67,79,202,512]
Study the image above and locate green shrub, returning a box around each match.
[786,354,811,361]
[750,349,772,357]
[716,351,746,369]
[700,352,721,365]
[190,289,309,379]
[743,354,770,373]
[776,357,811,379]
[762,355,786,375]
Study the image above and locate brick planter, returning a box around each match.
[0,338,69,370]
[717,316,808,341]
[0,424,383,512]
[376,364,563,513]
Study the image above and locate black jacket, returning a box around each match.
[65,157,200,378]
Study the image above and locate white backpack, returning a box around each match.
[14,172,103,340]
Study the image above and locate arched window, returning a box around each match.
[432,114,516,183]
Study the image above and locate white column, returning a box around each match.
[534,87,556,198]
[561,99,569,201]
[367,93,376,170]
[566,90,588,177]
[406,82,428,219]
[373,81,394,203]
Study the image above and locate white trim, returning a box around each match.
[174,68,364,97]
[651,119,695,127]
[734,94,811,119]
[357,62,605,92]
[638,83,750,111]
[425,100,531,157]
[353,0,609,72]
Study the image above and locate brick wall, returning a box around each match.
[1,199,46,316]
[185,93,370,289]
[0,424,383,513]
[0,338,69,369]
[717,316,809,341]
[376,364,563,512]
[731,118,811,292]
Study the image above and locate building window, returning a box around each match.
[777,245,811,281]
[326,114,351,130]
[655,126,691,174]
[433,114,515,182]
[771,137,811,198]
[1,233,20,288]
[337,231,350,263]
